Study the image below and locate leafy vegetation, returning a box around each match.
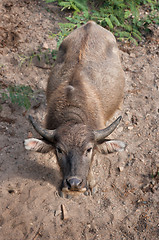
[1,85,33,110]
[1,1,157,109]
[50,13,88,48]
[47,0,158,46]
[18,48,56,66]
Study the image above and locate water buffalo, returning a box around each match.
[24,21,125,196]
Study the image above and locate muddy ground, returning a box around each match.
[0,0,159,239]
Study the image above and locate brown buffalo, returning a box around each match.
[24,21,125,196]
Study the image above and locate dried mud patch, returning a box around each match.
[0,0,159,239]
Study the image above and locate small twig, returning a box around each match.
[32,227,42,240]
[34,65,51,70]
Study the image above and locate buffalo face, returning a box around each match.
[24,116,126,195]
[53,124,95,193]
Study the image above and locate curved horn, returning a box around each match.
[28,115,56,142]
[94,116,122,142]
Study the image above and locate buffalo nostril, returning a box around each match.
[66,177,83,190]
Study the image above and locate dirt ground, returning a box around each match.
[0,0,159,239]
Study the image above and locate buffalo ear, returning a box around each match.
[98,140,126,154]
[24,138,53,153]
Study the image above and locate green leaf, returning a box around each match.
[104,17,113,29]
[73,0,88,12]
[110,15,120,26]
[121,24,132,31]
[71,3,80,12]
[132,31,142,41]
[59,22,75,30]
[129,1,139,19]
[1,85,33,109]
[1,92,9,101]
[59,1,81,12]
[132,28,142,36]
[118,31,131,38]
[129,37,138,45]
[124,10,131,19]
[45,0,56,3]
[37,54,41,62]
[59,2,72,11]
[51,50,58,60]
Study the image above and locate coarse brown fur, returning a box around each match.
[25,21,125,195]
[46,21,125,131]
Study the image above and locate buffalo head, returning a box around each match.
[24,116,125,195]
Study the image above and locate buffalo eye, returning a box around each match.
[85,147,93,156]
[87,147,92,153]
[56,147,63,155]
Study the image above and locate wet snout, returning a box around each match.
[66,177,82,190]
[62,176,86,192]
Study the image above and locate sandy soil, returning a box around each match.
[0,0,159,239]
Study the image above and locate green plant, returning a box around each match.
[89,0,158,44]
[0,85,33,110]
[18,47,56,66]
[46,0,56,2]
[59,0,88,12]
[47,0,159,46]
[50,12,89,48]
[46,0,88,12]
[50,23,75,49]
[151,167,159,179]
[18,52,40,67]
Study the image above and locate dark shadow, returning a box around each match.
[0,77,62,192]
[1,147,62,192]
[21,152,62,191]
